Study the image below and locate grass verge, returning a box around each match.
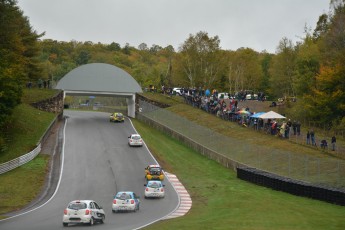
[0,155,50,219]
[0,104,56,163]
[0,88,56,218]
[132,119,345,230]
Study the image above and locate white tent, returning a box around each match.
[258,111,286,119]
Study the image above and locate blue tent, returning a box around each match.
[250,112,266,118]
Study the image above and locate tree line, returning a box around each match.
[1,0,344,143]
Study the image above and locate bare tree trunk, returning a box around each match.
[228,64,233,94]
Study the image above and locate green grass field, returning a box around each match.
[133,119,345,230]
[0,155,49,218]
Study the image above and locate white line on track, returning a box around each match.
[127,117,192,228]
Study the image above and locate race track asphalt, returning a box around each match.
[0,110,179,230]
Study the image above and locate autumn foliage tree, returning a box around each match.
[0,0,43,128]
[301,0,345,128]
[178,31,222,88]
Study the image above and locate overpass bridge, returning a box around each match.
[55,63,142,117]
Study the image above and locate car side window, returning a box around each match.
[93,202,100,209]
[133,193,137,199]
[89,202,95,209]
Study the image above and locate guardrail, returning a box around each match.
[0,144,41,174]
[0,114,61,175]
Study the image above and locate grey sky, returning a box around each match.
[17,0,330,53]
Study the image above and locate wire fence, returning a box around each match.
[139,100,345,190]
[182,96,345,155]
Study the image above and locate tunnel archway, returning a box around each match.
[55,63,142,117]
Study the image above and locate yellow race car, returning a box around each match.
[145,164,164,181]
[110,112,125,122]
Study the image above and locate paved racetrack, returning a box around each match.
[0,110,179,230]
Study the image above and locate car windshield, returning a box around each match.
[148,181,161,188]
[68,202,87,210]
[116,193,131,200]
[116,114,123,117]
[131,136,141,140]
[149,167,161,174]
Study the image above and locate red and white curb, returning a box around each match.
[163,172,192,219]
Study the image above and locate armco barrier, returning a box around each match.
[237,167,345,206]
[0,113,61,174]
[0,144,41,174]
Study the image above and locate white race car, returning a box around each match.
[144,180,165,198]
[62,200,105,227]
[128,134,143,147]
[112,191,140,212]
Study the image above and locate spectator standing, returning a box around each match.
[284,121,289,138]
[292,120,297,135]
[331,136,336,151]
[271,120,277,135]
[310,129,316,146]
[296,121,301,136]
[280,122,286,138]
[306,130,311,145]
[253,119,258,130]
[38,79,43,88]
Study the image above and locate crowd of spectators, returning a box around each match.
[26,79,51,89]
[161,87,338,151]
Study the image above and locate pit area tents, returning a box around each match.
[250,112,266,118]
[258,111,286,119]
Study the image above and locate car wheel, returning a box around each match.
[100,215,105,224]
[89,217,94,226]
[63,223,68,227]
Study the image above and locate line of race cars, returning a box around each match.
[62,114,166,227]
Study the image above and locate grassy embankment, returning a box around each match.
[133,119,345,230]
[141,92,342,158]
[0,89,58,218]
